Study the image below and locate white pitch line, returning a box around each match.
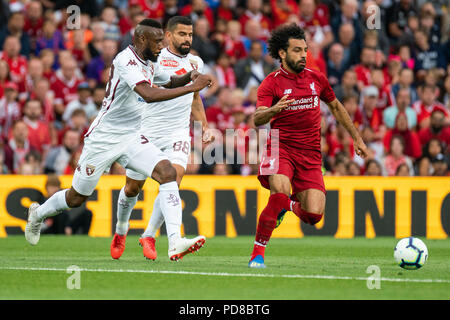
[1,266,450,284]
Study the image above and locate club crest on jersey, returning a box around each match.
[86,164,96,176]
[161,59,179,67]
[189,59,198,70]
[310,82,317,95]
[127,59,137,66]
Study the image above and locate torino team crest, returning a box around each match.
[86,164,96,176]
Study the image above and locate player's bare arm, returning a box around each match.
[164,70,208,88]
[191,91,214,143]
[134,75,211,103]
[326,98,369,158]
[253,95,295,126]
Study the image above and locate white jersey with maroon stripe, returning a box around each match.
[139,47,204,137]
[85,45,170,145]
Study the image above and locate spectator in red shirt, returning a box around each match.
[135,0,165,22]
[239,0,271,40]
[22,99,51,157]
[418,108,450,153]
[29,78,55,126]
[50,58,84,122]
[0,59,10,99]
[298,0,333,49]
[0,36,28,83]
[223,20,247,63]
[354,46,376,90]
[0,82,21,140]
[216,0,236,22]
[342,93,363,129]
[206,87,234,132]
[383,112,422,159]
[3,120,34,173]
[181,0,215,30]
[58,108,89,146]
[360,86,384,137]
[39,49,55,80]
[23,0,44,50]
[214,53,237,89]
[412,83,447,129]
[271,0,299,28]
[371,68,394,112]
[18,57,44,103]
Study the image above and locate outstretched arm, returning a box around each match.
[163,70,197,88]
[134,73,211,103]
[326,98,368,158]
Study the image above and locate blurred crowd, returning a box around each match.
[0,0,448,178]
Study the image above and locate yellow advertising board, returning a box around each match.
[0,175,448,239]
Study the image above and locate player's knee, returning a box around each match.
[157,161,177,184]
[124,181,141,197]
[66,190,87,208]
[306,212,323,225]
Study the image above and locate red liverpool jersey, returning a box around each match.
[257,66,335,150]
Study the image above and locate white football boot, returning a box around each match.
[168,235,206,261]
[25,203,42,245]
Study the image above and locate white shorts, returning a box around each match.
[72,133,168,196]
[126,131,191,181]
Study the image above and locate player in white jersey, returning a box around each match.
[110,17,214,261]
[25,19,212,257]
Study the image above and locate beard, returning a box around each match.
[176,42,191,55]
[143,47,158,62]
[285,55,306,73]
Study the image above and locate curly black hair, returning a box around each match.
[268,23,306,62]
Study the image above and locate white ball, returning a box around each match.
[394,237,428,270]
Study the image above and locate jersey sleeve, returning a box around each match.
[116,55,149,90]
[256,76,275,108]
[196,56,205,74]
[318,72,336,103]
[153,62,171,86]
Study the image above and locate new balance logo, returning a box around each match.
[127,59,137,66]
[283,89,292,94]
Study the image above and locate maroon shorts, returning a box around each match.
[258,144,325,195]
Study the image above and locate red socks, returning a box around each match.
[251,193,324,260]
[291,201,323,225]
[252,193,291,260]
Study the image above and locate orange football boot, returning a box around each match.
[110,233,127,259]
[139,236,157,260]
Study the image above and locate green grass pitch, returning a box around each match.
[1,235,449,300]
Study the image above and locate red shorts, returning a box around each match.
[258,144,325,195]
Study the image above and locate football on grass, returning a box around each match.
[394,237,428,270]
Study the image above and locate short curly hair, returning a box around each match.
[268,24,306,62]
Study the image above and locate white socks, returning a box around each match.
[114,182,182,241]
[36,189,70,220]
[142,193,164,238]
[115,187,138,235]
[157,181,182,242]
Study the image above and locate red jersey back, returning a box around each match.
[257,66,335,150]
